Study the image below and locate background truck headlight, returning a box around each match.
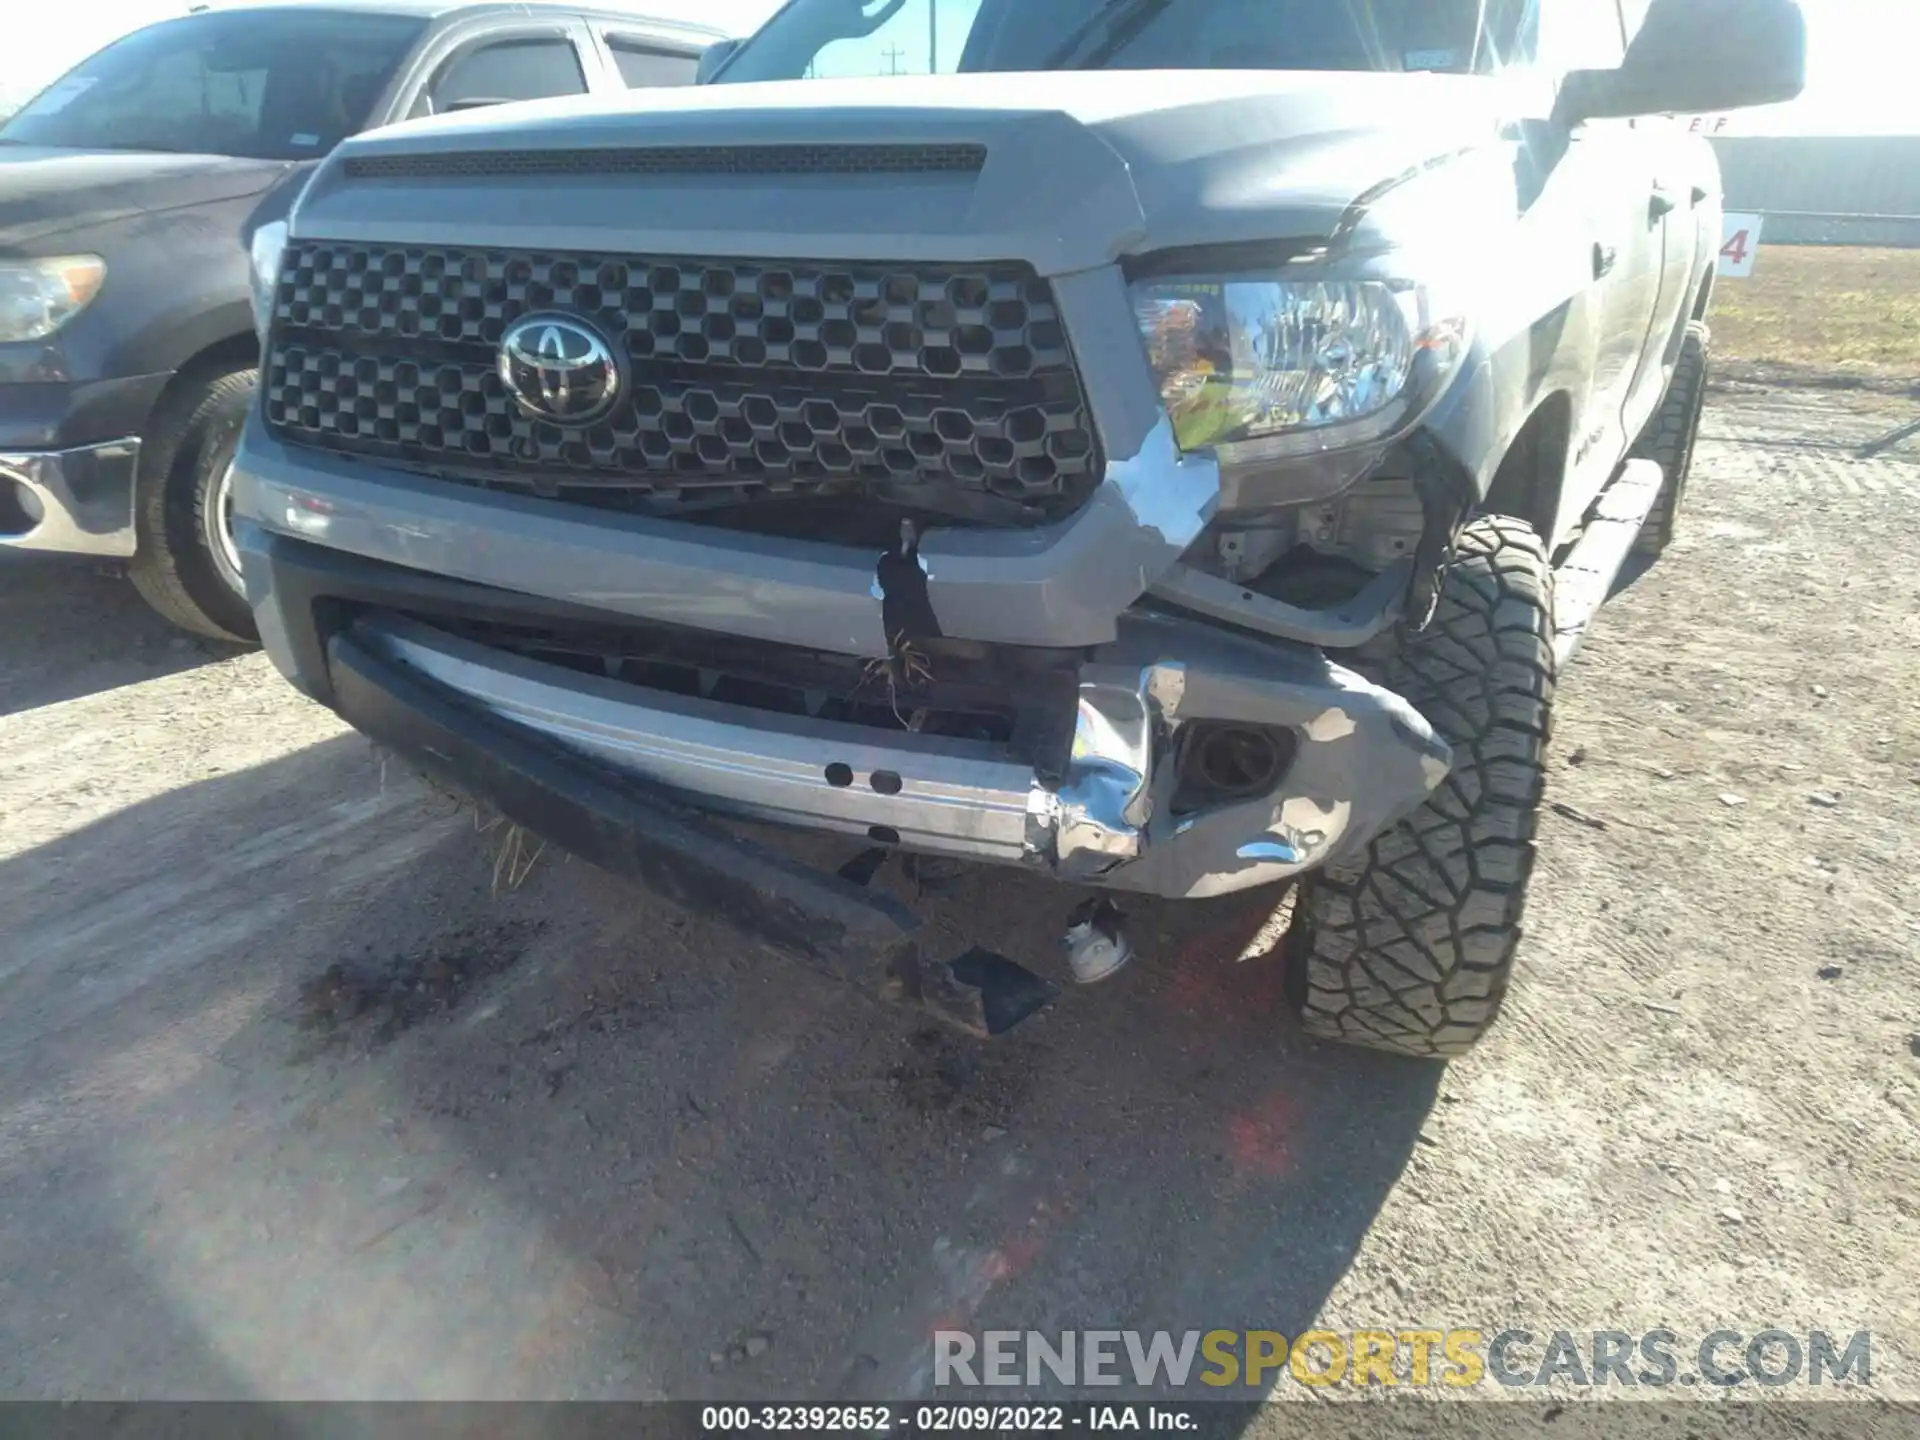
[1131,275,1469,464]
[0,255,106,343]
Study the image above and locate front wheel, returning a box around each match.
[1283,515,1556,1059]
[128,368,259,644]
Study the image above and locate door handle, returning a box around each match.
[1593,242,1617,279]
[1650,186,1679,218]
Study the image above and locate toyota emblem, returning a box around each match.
[497,313,621,426]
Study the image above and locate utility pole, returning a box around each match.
[929,0,938,73]
[881,43,907,75]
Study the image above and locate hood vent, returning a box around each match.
[342,143,988,181]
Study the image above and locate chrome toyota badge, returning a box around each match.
[497,313,621,426]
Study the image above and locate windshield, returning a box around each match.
[716,0,1517,83]
[0,10,426,161]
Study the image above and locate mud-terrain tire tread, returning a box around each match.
[1630,321,1710,557]
[127,368,259,644]
[1286,515,1555,1059]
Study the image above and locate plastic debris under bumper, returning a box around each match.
[348,608,1452,902]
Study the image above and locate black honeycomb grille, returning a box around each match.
[342,143,988,179]
[262,243,1100,522]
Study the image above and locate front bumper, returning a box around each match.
[0,438,142,557]
[243,528,1451,902]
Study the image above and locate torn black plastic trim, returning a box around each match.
[1401,431,1481,634]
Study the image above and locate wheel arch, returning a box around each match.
[140,332,261,471]
[1478,390,1574,541]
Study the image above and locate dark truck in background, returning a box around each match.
[0,0,723,641]
[236,0,1805,1058]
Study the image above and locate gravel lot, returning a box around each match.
[1,384,1916,1416]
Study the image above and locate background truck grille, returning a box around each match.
[262,243,1101,524]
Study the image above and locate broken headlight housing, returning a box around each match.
[1131,273,1470,465]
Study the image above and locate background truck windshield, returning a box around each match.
[716,0,1514,83]
[0,10,425,161]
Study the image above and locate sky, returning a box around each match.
[3,0,1915,134]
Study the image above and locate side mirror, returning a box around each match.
[696,38,741,84]
[1556,0,1806,125]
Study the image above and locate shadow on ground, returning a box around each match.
[0,735,1440,1401]
[0,575,1439,1403]
[0,554,245,715]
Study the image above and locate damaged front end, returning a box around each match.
[236,104,1487,1029]
[247,522,1451,907]
[248,515,1450,1034]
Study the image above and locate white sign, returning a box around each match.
[1718,213,1765,279]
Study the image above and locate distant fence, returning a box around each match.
[1710,136,1920,249]
[1737,210,1920,248]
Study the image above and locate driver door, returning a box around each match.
[1538,0,1671,528]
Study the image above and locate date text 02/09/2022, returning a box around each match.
[698,1404,1204,1433]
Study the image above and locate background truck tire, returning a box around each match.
[128,368,260,644]
[1284,515,1555,1059]
[1630,321,1710,558]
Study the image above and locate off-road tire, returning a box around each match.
[1284,515,1555,1059]
[1629,320,1709,557]
[128,368,259,644]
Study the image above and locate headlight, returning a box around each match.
[1132,275,1469,462]
[249,219,289,340]
[0,255,106,343]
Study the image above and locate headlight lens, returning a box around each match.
[249,220,289,340]
[1131,277,1468,459]
[0,255,106,343]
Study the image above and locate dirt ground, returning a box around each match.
[2,380,1917,1418]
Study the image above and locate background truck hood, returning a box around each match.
[300,71,1509,273]
[0,148,291,251]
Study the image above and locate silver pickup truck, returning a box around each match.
[234,0,1804,1057]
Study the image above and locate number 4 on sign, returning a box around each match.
[1718,213,1764,278]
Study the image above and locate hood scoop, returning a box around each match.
[342,142,989,182]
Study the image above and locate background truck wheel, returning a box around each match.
[128,368,259,644]
[1283,515,1555,1059]
[1630,321,1710,558]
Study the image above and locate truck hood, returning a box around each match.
[0,147,291,252]
[299,71,1510,274]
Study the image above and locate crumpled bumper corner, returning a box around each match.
[1046,613,1451,900]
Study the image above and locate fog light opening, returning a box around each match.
[1173,723,1297,812]
[0,474,45,538]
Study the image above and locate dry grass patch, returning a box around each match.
[1711,244,1920,387]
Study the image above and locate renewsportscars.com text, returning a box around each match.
[934,1328,1872,1390]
